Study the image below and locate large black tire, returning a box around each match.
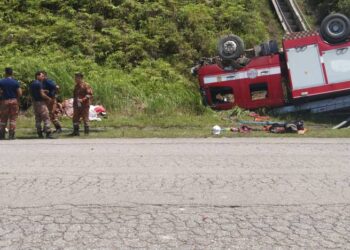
[320,13,350,44]
[217,35,245,60]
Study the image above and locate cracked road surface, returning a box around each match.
[0,138,350,249]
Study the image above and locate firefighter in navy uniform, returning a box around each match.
[71,73,93,136]
[42,72,62,133]
[0,68,22,140]
[30,71,54,139]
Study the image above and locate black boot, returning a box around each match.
[9,130,15,140]
[0,129,5,140]
[54,124,62,134]
[46,131,54,139]
[37,129,44,139]
[70,125,80,136]
[84,125,89,135]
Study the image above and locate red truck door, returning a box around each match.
[238,55,285,109]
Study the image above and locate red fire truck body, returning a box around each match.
[198,53,285,110]
[197,15,350,113]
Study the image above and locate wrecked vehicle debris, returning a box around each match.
[195,13,350,114]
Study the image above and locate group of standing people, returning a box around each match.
[0,67,93,140]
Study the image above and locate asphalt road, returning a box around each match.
[0,138,350,249]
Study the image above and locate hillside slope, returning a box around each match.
[296,0,349,28]
[0,0,282,115]
[303,0,350,23]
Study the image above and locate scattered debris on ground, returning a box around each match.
[212,112,307,135]
[62,98,107,121]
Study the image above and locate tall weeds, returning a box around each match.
[0,55,202,115]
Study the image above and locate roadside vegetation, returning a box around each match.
[15,108,350,138]
[0,0,348,137]
[296,0,350,27]
[304,0,350,23]
[0,0,280,114]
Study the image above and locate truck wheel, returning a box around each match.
[218,35,244,60]
[320,13,350,44]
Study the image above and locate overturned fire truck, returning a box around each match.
[194,13,350,114]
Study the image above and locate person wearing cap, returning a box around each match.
[70,73,93,136]
[29,71,54,139]
[0,67,22,140]
[42,72,62,133]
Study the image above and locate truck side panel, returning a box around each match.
[283,31,350,99]
[198,54,285,110]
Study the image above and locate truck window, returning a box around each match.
[250,83,268,100]
[209,87,235,104]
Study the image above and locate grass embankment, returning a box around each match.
[294,0,317,29]
[0,0,280,126]
[295,0,350,27]
[15,109,350,139]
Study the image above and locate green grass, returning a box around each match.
[0,0,281,118]
[12,109,350,139]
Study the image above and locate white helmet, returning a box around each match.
[212,125,221,135]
